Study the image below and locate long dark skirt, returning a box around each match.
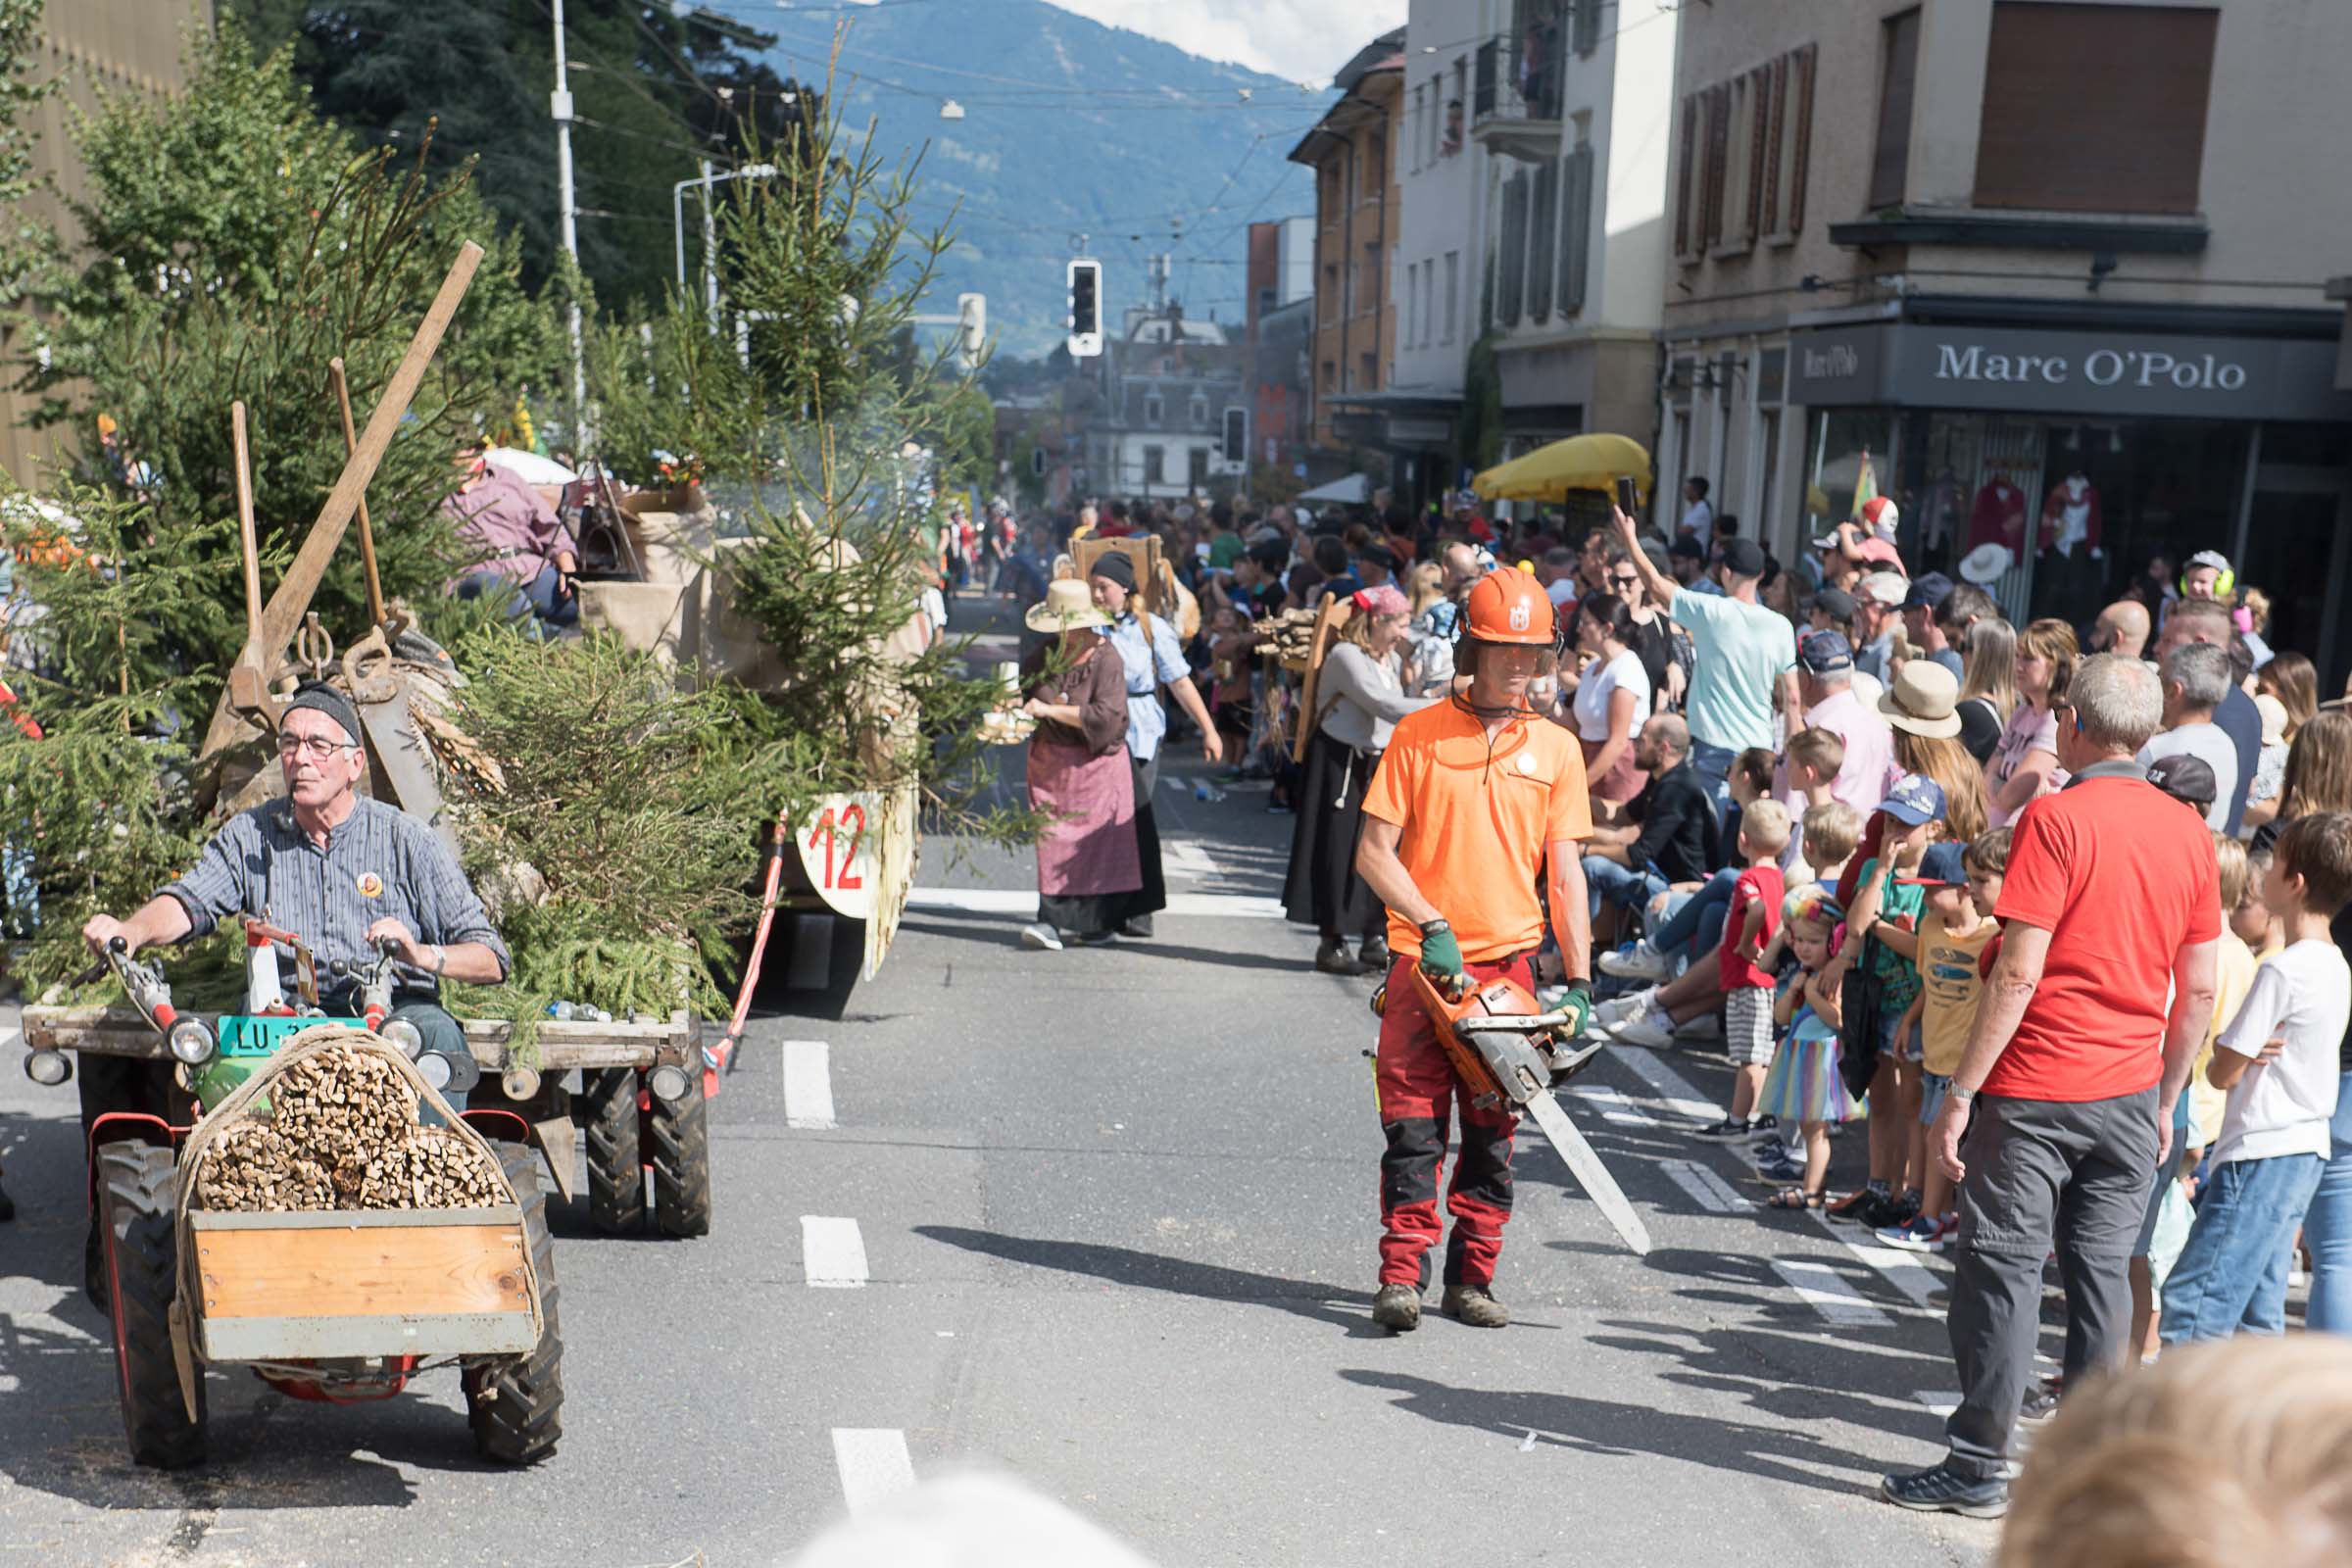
[1102,749,1167,927]
[1281,728,1384,939]
[1040,891,1123,939]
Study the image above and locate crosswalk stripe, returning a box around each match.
[1772,1258,1891,1326]
[1658,1158,1753,1213]
[1605,1044,1723,1124]
[1817,1216,1945,1309]
[1568,1084,1655,1126]
[1161,840,1220,878]
[784,1039,837,1130]
[802,1216,870,1288]
[1913,1391,1961,1417]
[831,1428,915,1514]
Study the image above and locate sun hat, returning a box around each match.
[1024,578,1111,634]
[1858,570,1908,608]
[2254,692,2289,746]
[1878,660,1964,738]
[1880,772,1948,826]
[1959,542,2013,585]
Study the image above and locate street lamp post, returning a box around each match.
[551,0,587,442]
[670,163,781,317]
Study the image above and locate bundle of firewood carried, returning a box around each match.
[1253,609,1323,674]
[191,1042,507,1213]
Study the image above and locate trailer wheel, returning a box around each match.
[465,1143,564,1464]
[649,1066,711,1239]
[96,1141,206,1468]
[580,1068,646,1235]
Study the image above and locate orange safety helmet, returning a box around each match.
[1462,564,1555,646]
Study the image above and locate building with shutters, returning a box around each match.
[1660,0,2352,680]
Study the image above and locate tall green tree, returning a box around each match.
[0,0,56,299]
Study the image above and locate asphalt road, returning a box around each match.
[0,598,2001,1567]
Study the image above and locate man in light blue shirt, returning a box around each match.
[1615,514,1794,816]
[1089,550,1222,939]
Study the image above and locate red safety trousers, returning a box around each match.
[1374,952,1532,1289]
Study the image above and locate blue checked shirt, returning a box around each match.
[162,797,510,1000]
[1102,610,1189,762]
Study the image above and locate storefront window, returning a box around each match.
[1803,408,1898,548]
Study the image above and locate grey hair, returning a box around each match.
[2070,653,2166,753]
[2161,640,2232,711]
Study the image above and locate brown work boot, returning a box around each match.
[1371,1283,1422,1332]
[1442,1284,1511,1328]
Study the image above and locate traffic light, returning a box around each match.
[956,292,987,371]
[1066,258,1102,359]
[1220,406,1248,462]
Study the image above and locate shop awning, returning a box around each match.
[1472,433,1650,503]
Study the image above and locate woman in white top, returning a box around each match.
[1986,616,2078,826]
[1568,591,1652,815]
[1281,586,1436,975]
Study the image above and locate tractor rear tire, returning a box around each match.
[465,1143,564,1464]
[96,1141,206,1468]
[649,1067,711,1239]
[580,1067,646,1235]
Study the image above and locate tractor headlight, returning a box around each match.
[24,1049,71,1087]
[416,1051,455,1091]
[167,1018,218,1066]
[381,1017,425,1058]
[647,1063,691,1105]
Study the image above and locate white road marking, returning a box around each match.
[1913,1391,1961,1418]
[1568,1084,1654,1126]
[801,1216,870,1288]
[1810,1212,1945,1309]
[1658,1158,1753,1213]
[1772,1258,1891,1327]
[1161,839,1220,879]
[906,886,1285,919]
[783,1039,837,1130]
[832,1428,916,1514]
[1606,1044,1724,1123]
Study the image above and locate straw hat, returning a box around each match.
[1878,659,1964,738]
[1024,578,1111,634]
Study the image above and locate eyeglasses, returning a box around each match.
[276,734,360,760]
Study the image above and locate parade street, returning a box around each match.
[1,610,1996,1567]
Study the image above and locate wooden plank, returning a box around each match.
[194,1219,529,1320]
[203,1309,539,1361]
[26,1005,696,1072]
[192,1204,521,1232]
[1290,595,1352,764]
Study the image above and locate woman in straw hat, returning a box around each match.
[1016,580,1140,952]
[1880,659,1991,846]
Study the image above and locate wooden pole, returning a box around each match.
[230,400,263,649]
[200,241,485,761]
[327,358,387,629]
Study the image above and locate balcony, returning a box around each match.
[1471,30,1563,165]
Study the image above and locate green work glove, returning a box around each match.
[1417,919,1465,996]
[1556,983,1593,1038]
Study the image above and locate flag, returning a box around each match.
[1852,448,1878,518]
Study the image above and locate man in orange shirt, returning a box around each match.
[1355,566,1594,1331]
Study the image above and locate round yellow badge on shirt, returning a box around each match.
[357,872,384,899]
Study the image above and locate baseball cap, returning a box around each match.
[1360,542,1401,572]
[1858,570,1908,608]
[1719,536,1766,577]
[1797,627,1854,673]
[1859,495,1900,541]
[1813,586,1858,621]
[2147,753,2219,811]
[1897,842,1969,888]
[1901,571,1955,612]
[1880,772,1948,827]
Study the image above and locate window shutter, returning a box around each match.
[1573,0,1600,57]
[1498,171,1528,324]
[1529,160,1557,320]
[1674,94,1697,257]
[1702,83,1730,249]
[1787,45,1816,236]
[1743,67,1770,240]
[1763,55,1787,233]
[1559,141,1592,313]
[1869,9,1921,210]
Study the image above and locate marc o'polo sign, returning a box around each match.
[1788,323,2352,420]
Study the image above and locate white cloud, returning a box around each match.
[1042,0,1405,85]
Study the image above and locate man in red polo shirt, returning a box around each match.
[1354,566,1593,1333]
[1881,654,2220,1519]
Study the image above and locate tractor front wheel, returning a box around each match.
[464,1143,564,1464]
[96,1140,206,1468]
[649,1067,711,1239]
[580,1067,647,1235]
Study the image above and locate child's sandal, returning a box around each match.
[1768,1187,1825,1210]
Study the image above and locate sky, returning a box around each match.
[1041,0,1407,86]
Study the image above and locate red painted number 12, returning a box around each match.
[808,805,866,891]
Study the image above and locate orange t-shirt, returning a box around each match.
[1360,700,1593,962]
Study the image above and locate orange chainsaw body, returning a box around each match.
[1408,967,1556,1109]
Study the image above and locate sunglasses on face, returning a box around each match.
[1610,574,1640,589]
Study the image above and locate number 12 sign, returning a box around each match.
[797,794,880,921]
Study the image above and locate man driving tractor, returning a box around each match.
[75,682,509,1296]
[1354,565,1595,1331]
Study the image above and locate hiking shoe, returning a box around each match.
[1606,1005,1678,1049]
[1315,937,1364,976]
[1019,922,1064,952]
[1357,936,1393,971]
[1371,1283,1422,1332]
[1878,1212,1953,1251]
[1598,941,1671,981]
[1593,988,1656,1028]
[1693,1116,1754,1142]
[2019,1377,2063,1427]
[1441,1284,1511,1328]
[1880,1461,2009,1518]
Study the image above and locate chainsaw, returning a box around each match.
[1392,966,1652,1256]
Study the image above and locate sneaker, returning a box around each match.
[1825,1187,1885,1223]
[1753,1154,1804,1185]
[1594,988,1656,1028]
[1672,1011,1723,1042]
[1441,1283,1511,1328]
[1880,1194,1924,1230]
[1880,1461,2009,1518]
[1120,915,1153,940]
[1745,1114,1780,1137]
[1371,1283,1422,1332]
[1019,922,1064,952]
[1878,1213,1952,1252]
[1597,941,1671,981]
[2018,1377,2063,1427]
[1606,1005,1679,1049]
[1692,1116,1754,1142]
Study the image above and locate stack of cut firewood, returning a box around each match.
[1253,609,1323,673]
[191,1044,506,1212]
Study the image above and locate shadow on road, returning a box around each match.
[915,1224,1389,1337]
[1339,1368,1886,1496]
[896,916,1317,974]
